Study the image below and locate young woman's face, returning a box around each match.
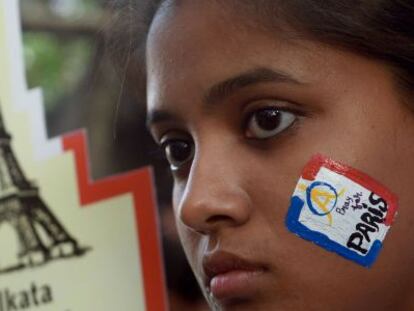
[146,2,414,310]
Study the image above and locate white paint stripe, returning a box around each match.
[25,89,63,157]
[0,0,63,158]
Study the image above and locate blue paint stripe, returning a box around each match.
[286,196,382,268]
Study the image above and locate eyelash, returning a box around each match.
[243,106,299,140]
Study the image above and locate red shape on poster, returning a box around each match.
[63,130,167,311]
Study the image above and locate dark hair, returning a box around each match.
[108,0,414,103]
[252,0,414,97]
[145,0,414,100]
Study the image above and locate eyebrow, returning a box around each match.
[204,67,303,105]
[146,67,302,128]
[146,110,175,128]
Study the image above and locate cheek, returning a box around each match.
[174,218,207,286]
[172,182,182,214]
[172,183,201,262]
[281,107,414,299]
[172,183,188,244]
[249,164,297,222]
[174,221,197,254]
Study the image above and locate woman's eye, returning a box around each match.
[161,139,194,170]
[246,107,296,139]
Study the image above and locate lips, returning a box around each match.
[202,251,267,301]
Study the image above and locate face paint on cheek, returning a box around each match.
[285,154,398,267]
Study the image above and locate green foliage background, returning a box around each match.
[24,33,93,112]
[22,0,101,112]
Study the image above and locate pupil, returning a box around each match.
[256,109,281,130]
[170,141,191,162]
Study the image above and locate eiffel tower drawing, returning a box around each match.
[0,108,86,274]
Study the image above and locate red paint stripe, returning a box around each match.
[302,154,398,226]
[62,130,168,311]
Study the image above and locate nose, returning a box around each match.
[176,145,252,235]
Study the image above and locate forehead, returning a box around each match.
[145,1,370,117]
[147,1,255,65]
[146,2,268,85]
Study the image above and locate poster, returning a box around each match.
[0,1,167,310]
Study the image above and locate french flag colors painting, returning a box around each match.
[286,154,398,267]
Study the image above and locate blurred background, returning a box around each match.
[20,0,208,310]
